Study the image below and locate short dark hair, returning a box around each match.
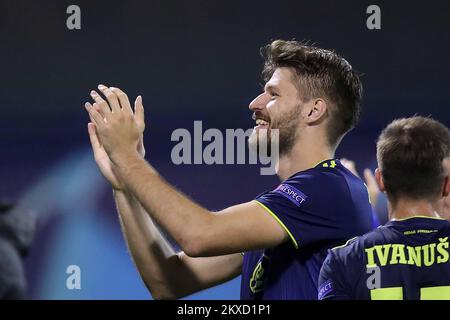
[261,39,363,147]
[377,116,450,203]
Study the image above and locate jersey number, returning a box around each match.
[370,286,450,300]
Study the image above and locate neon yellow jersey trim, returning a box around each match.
[392,215,446,222]
[254,200,299,249]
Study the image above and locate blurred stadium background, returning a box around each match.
[0,0,448,299]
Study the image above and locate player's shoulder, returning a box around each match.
[287,159,352,185]
[328,226,389,261]
[285,159,365,200]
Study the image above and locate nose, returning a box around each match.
[249,93,269,112]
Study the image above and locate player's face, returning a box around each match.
[248,67,304,156]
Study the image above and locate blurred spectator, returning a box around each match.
[341,158,450,223]
[0,201,37,299]
[341,159,386,225]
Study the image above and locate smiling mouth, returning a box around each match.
[254,118,270,130]
[252,112,270,129]
[256,119,269,125]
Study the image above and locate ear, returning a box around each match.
[443,176,450,198]
[375,168,386,192]
[443,158,450,197]
[304,99,327,124]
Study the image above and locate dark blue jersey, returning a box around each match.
[318,216,450,300]
[240,159,373,300]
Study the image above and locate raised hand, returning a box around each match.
[85,85,146,190]
[85,85,141,163]
[87,121,123,190]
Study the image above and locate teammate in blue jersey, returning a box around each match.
[318,117,450,300]
[84,40,372,299]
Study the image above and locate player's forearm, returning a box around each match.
[112,153,213,256]
[113,189,186,299]
[113,190,242,299]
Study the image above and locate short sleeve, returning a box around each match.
[254,171,345,249]
[318,249,350,300]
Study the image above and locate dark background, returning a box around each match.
[0,0,448,299]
